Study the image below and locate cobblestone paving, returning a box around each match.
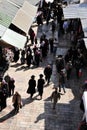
[0,22,85,130]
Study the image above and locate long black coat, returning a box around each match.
[37,78,45,95]
[44,66,52,77]
[27,79,36,94]
[26,54,33,66]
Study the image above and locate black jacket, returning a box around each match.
[27,79,36,94]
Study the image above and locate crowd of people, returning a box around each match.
[0,74,15,111]
[0,63,53,113]
[0,0,87,129]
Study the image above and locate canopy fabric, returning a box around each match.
[0,0,19,27]
[62,0,79,4]
[1,28,27,49]
[81,19,87,38]
[12,8,34,34]
[63,6,78,19]
[45,0,54,3]
[63,3,87,19]
[22,1,37,17]
[12,1,38,34]
[9,0,40,6]
[82,91,87,123]
[83,38,87,49]
[0,24,6,37]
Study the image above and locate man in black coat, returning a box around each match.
[34,50,42,67]
[27,75,36,99]
[37,74,45,99]
[44,64,52,84]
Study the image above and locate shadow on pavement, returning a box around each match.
[0,109,16,123]
[22,94,39,106]
[10,63,21,68]
[34,101,82,130]
[15,66,27,71]
[15,65,37,72]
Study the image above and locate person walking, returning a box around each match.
[52,21,56,36]
[13,47,20,62]
[49,38,54,53]
[27,75,36,99]
[12,91,22,113]
[66,61,72,80]
[53,38,58,56]
[74,58,82,79]
[34,50,42,67]
[8,77,15,97]
[37,74,45,100]
[1,80,9,110]
[20,49,25,64]
[44,64,52,84]
[0,88,4,111]
[58,70,66,93]
[28,27,35,45]
[26,52,33,67]
[51,87,61,110]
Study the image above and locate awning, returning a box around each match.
[22,1,37,17]
[45,0,54,3]
[12,8,33,34]
[81,19,87,38]
[63,5,78,19]
[0,0,19,27]
[9,0,40,6]
[63,3,87,19]
[82,91,87,123]
[0,24,7,37]
[63,0,79,4]
[83,38,87,49]
[12,1,38,34]
[1,28,27,49]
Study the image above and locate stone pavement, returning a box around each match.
[0,21,85,130]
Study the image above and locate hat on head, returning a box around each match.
[31,75,35,78]
[39,74,43,77]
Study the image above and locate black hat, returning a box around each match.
[39,74,43,77]
[31,75,35,78]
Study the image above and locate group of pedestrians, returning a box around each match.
[0,2,60,113]
[55,46,86,96]
[0,63,53,113]
[1,0,85,115]
[26,63,62,110]
[0,74,15,111]
[27,74,45,100]
[19,28,58,67]
[0,1,64,113]
[27,64,52,100]
[65,46,85,79]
